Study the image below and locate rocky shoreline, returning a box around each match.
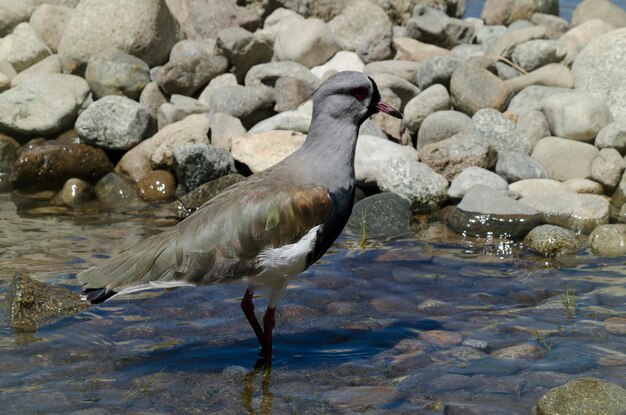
[1,0,626,412]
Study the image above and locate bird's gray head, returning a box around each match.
[311,71,403,125]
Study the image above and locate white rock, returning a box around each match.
[311,51,364,79]
[355,135,418,187]
[231,130,305,173]
[532,137,599,181]
[0,22,51,72]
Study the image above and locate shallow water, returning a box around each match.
[1,193,625,414]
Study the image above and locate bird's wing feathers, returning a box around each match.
[78,179,333,293]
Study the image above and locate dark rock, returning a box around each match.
[4,273,89,332]
[172,143,236,196]
[155,55,228,96]
[346,192,411,238]
[11,142,112,189]
[84,48,150,100]
[137,170,177,202]
[94,172,142,205]
[170,173,245,219]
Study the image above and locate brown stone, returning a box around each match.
[274,77,315,113]
[137,170,177,202]
[418,330,463,346]
[604,316,626,334]
[491,343,546,360]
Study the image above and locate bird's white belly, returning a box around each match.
[256,225,319,279]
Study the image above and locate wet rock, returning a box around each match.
[0,22,51,72]
[273,77,315,113]
[116,114,210,181]
[450,65,512,116]
[534,377,626,415]
[231,130,305,173]
[355,134,417,187]
[393,37,450,62]
[155,55,228,96]
[604,316,626,334]
[0,74,89,136]
[137,170,176,202]
[202,85,274,130]
[542,92,613,142]
[559,19,615,65]
[417,110,471,150]
[418,330,463,346]
[328,0,393,63]
[94,172,142,205]
[158,96,207,130]
[419,129,498,181]
[447,167,508,200]
[29,4,74,54]
[403,85,451,134]
[172,143,235,196]
[346,192,411,238]
[496,152,549,183]
[9,55,62,87]
[84,48,150,100]
[205,112,246,152]
[507,85,573,118]
[377,157,448,213]
[416,55,462,90]
[572,0,626,28]
[489,25,547,58]
[312,51,364,80]
[532,137,599,181]
[512,40,566,72]
[322,386,399,412]
[275,18,340,68]
[172,173,245,219]
[244,61,321,90]
[52,178,94,207]
[215,27,272,83]
[363,60,419,83]
[0,133,19,173]
[588,224,626,256]
[12,142,112,189]
[491,343,546,361]
[448,185,541,237]
[4,273,89,332]
[0,0,34,37]
[572,28,626,120]
[406,6,474,49]
[76,96,152,151]
[471,108,534,154]
[58,0,180,73]
[596,122,626,155]
[590,148,624,192]
[523,224,581,255]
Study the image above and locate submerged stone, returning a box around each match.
[534,377,626,415]
[4,273,89,332]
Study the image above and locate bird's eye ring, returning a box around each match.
[351,87,367,101]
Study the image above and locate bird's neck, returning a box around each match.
[298,113,360,170]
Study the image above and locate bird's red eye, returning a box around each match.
[351,87,367,100]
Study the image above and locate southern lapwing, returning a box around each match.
[78,71,403,363]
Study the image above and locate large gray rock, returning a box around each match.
[542,91,614,142]
[471,108,534,154]
[448,185,541,237]
[506,85,573,117]
[534,377,626,415]
[511,39,566,72]
[346,192,411,238]
[416,55,462,90]
[558,19,615,65]
[447,166,508,200]
[58,0,181,73]
[406,6,474,49]
[590,148,624,191]
[328,0,393,63]
[244,61,321,90]
[172,143,236,195]
[417,110,471,150]
[202,85,275,129]
[523,224,581,255]
[84,48,150,100]
[496,151,549,183]
[76,96,152,151]
[0,0,34,37]
[572,28,626,121]
[419,129,498,181]
[275,17,340,68]
[155,55,228,96]
[0,74,89,136]
[29,4,73,54]
[169,39,213,61]
[403,84,451,133]
[532,137,599,181]
[0,22,51,72]
[572,0,626,28]
[355,134,418,187]
[377,157,448,213]
[450,65,512,116]
[215,27,273,82]
[595,122,626,155]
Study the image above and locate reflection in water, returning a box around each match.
[241,361,273,415]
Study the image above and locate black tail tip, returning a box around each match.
[83,288,116,304]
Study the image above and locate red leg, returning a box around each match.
[241,288,265,352]
[262,307,276,363]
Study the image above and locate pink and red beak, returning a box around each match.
[374,100,403,119]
